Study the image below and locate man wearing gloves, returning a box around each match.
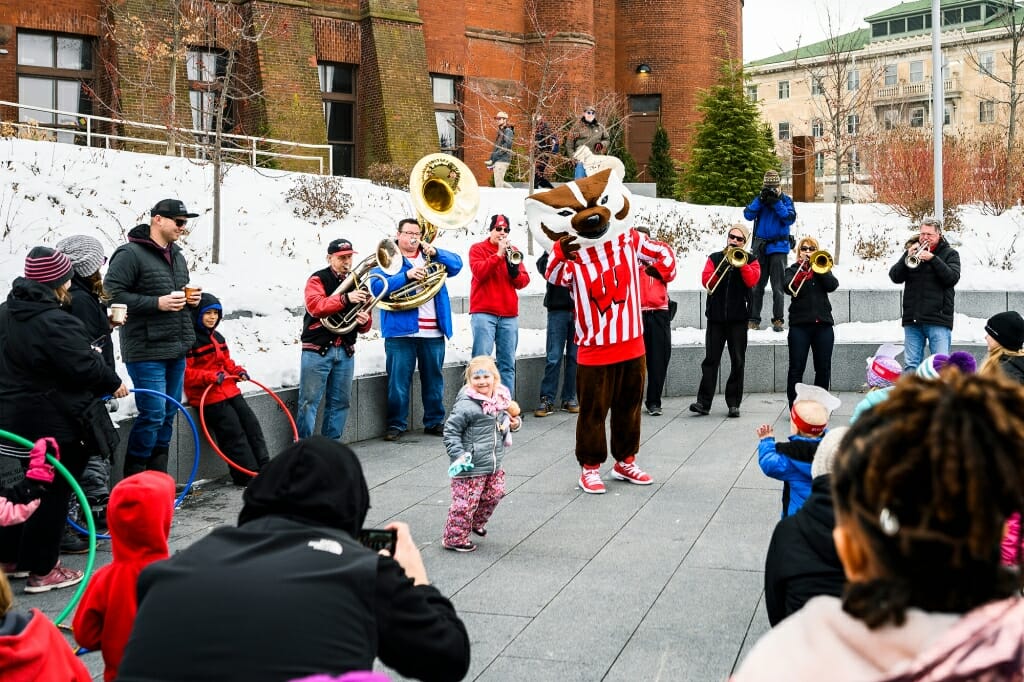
[744,170,796,332]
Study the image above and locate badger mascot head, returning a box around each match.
[524,169,633,252]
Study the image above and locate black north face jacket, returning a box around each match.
[888,236,960,329]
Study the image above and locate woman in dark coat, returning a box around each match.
[0,246,127,592]
[783,236,839,407]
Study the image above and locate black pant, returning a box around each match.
[0,437,88,575]
[643,309,671,408]
[751,252,787,324]
[203,395,270,484]
[786,324,834,406]
[697,321,748,409]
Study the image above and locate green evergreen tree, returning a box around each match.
[646,125,677,198]
[682,61,777,205]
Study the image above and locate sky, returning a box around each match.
[743,0,917,62]
[2,137,1022,420]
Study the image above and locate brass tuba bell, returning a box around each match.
[378,153,480,312]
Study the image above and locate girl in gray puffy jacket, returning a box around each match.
[441,356,521,553]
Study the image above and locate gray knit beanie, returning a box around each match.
[55,234,106,277]
[811,426,849,479]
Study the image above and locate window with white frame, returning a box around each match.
[980,99,996,123]
[910,61,924,83]
[778,80,790,99]
[319,62,357,176]
[811,118,823,137]
[944,104,952,126]
[910,107,926,127]
[186,49,232,139]
[745,84,758,103]
[979,51,995,75]
[814,151,825,177]
[811,77,824,96]
[431,74,461,157]
[884,64,897,86]
[778,121,790,141]
[847,147,861,174]
[846,114,859,135]
[847,69,860,91]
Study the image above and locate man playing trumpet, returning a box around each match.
[469,214,530,396]
[783,237,839,407]
[297,238,373,440]
[888,217,961,372]
[691,224,760,418]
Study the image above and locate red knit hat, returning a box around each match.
[24,246,73,287]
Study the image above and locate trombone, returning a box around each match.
[787,250,833,297]
[706,247,749,295]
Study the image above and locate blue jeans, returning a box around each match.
[125,357,186,460]
[540,309,577,402]
[297,346,355,439]
[471,313,519,396]
[903,324,952,371]
[385,336,446,432]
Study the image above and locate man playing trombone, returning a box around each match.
[783,236,838,407]
[469,214,530,396]
[691,224,760,418]
[297,238,373,440]
[888,217,960,372]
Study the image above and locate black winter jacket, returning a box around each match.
[537,252,573,311]
[66,274,115,369]
[783,262,838,326]
[888,237,960,329]
[0,278,122,442]
[104,224,195,362]
[763,475,845,627]
[705,251,754,323]
[1000,355,1024,384]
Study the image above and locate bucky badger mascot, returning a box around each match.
[525,169,676,494]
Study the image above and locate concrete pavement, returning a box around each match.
[28,390,862,681]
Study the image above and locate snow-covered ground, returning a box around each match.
[2,137,1021,418]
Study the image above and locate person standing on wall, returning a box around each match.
[744,170,796,333]
[296,238,372,441]
[566,106,609,179]
[486,112,514,188]
[783,236,839,408]
[888,216,960,372]
[371,219,463,442]
[533,113,556,189]
[469,214,530,397]
[105,199,201,477]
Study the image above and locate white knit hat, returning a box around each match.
[55,234,106,277]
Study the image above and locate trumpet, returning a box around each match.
[904,238,929,269]
[506,246,523,266]
[321,239,401,334]
[706,247,749,295]
[787,250,833,296]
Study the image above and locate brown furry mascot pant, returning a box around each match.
[575,355,646,467]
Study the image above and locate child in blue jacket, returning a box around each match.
[757,384,840,518]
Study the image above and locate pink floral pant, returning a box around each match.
[443,470,506,546]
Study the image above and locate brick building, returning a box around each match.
[1,0,742,181]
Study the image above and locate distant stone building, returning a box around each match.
[0,0,742,181]
[745,0,1023,201]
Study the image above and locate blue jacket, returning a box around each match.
[370,247,463,339]
[743,193,796,255]
[758,434,820,517]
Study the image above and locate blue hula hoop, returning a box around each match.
[67,387,201,538]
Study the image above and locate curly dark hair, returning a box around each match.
[833,370,1024,628]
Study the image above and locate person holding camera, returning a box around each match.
[744,170,796,333]
[118,437,470,682]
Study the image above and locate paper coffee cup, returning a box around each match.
[184,285,201,298]
[109,304,127,323]
[171,290,185,298]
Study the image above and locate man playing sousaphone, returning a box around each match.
[888,217,961,372]
[371,219,463,442]
[297,238,373,441]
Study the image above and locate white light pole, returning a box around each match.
[932,0,944,219]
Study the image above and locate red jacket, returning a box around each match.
[469,238,530,316]
[185,329,245,406]
[639,239,676,311]
[73,471,175,682]
[0,608,91,682]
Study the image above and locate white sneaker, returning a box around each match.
[578,467,606,494]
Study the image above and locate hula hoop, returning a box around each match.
[66,387,202,539]
[198,376,298,477]
[0,429,95,626]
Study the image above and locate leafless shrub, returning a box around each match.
[367,163,411,191]
[285,176,353,226]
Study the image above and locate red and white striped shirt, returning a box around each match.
[546,230,676,366]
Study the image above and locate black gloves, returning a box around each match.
[215,371,226,385]
[506,258,520,278]
[760,187,778,203]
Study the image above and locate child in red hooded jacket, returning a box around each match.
[72,470,175,682]
[185,292,270,485]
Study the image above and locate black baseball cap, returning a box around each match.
[151,199,200,218]
[327,238,355,256]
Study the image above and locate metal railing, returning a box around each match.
[0,100,332,174]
